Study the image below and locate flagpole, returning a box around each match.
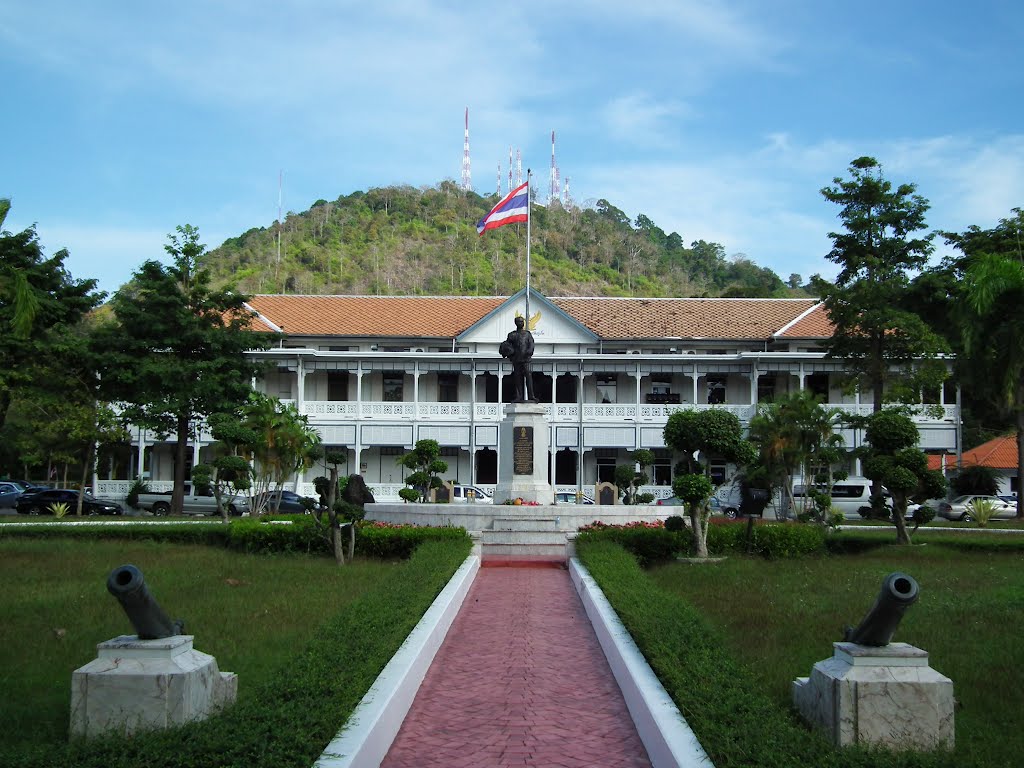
[526,168,532,321]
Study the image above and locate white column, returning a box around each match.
[692,370,699,404]
[136,431,147,480]
[296,360,306,412]
[470,370,477,484]
[750,368,758,405]
[413,365,420,412]
[356,367,364,418]
[549,424,556,489]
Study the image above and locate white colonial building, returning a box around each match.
[101,289,960,502]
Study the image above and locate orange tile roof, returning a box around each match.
[960,434,1019,470]
[776,303,833,338]
[245,295,506,338]
[244,294,826,341]
[550,297,820,340]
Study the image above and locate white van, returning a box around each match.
[450,484,493,504]
[791,477,887,519]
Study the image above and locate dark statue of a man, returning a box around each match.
[499,316,536,403]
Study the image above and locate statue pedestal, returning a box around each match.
[792,642,954,750]
[492,403,554,506]
[70,635,237,739]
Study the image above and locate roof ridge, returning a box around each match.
[249,294,510,300]
[775,301,823,337]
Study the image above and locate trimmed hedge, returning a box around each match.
[706,519,827,559]
[827,527,1024,554]
[576,519,827,564]
[0,518,472,560]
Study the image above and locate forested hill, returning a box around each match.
[206,180,809,299]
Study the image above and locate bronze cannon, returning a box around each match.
[107,564,184,640]
[844,572,919,646]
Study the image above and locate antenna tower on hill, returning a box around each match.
[496,163,501,197]
[461,107,472,191]
[508,146,513,194]
[516,149,523,187]
[549,131,560,203]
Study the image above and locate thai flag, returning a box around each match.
[477,181,529,235]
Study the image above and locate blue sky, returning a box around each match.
[3,1,1022,296]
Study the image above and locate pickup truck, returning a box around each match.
[134,489,251,517]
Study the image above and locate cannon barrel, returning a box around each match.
[106,564,184,640]
[844,572,919,647]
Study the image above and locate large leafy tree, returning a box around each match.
[815,158,947,410]
[912,209,1024,450]
[953,219,1024,518]
[0,200,103,434]
[96,225,271,514]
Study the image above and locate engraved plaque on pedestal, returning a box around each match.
[513,426,534,475]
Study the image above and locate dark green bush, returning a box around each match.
[664,515,686,532]
[704,520,826,558]
[356,523,469,559]
[576,525,682,566]
[226,517,328,555]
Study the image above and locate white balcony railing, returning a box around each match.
[297,400,957,424]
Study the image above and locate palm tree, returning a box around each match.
[748,391,844,522]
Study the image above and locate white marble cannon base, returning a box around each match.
[792,641,954,750]
[70,634,237,739]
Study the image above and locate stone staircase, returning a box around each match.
[480,516,573,564]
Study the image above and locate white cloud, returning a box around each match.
[602,93,692,146]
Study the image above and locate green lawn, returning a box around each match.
[0,538,399,750]
[647,545,1024,767]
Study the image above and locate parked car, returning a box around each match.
[936,495,1016,522]
[16,488,123,516]
[134,489,250,516]
[790,477,890,519]
[0,481,24,508]
[656,496,740,518]
[904,498,946,521]
[554,491,594,504]
[709,497,740,519]
[998,494,1019,506]
[252,490,321,514]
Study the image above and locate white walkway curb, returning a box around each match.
[314,554,480,768]
[570,558,714,768]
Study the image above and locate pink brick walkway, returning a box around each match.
[381,565,652,768]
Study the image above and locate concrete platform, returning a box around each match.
[368,502,667,564]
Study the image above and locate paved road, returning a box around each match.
[381,565,652,768]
